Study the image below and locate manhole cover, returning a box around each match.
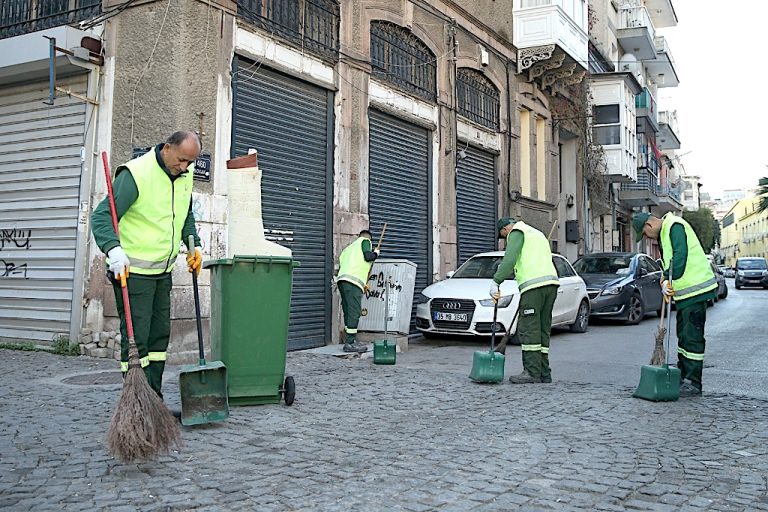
[62,371,123,386]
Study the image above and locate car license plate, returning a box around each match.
[433,312,468,322]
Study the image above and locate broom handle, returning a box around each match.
[189,235,206,366]
[101,151,135,341]
[375,223,387,252]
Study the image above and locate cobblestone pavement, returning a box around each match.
[1,348,767,511]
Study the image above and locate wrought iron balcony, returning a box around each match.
[0,0,100,40]
[237,0,339,63]
[619,168,659,207]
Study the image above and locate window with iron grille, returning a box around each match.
[1,0,101,40]
[237,0,339,63]
[456,68,499,130]
[370,21,436,102]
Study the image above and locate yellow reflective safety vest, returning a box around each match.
[659,213,717,300]
[116,149,194,275]
[336,237,372,291]
[509,221,559,293]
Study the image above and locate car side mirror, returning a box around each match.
[655,259,663,268]
[638,268,648,277]
[446,271,455,279]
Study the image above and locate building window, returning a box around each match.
[237,0,340,63]
[592,104,621,145]
[370,21,436,102]
[456,68,500,130]
[0,0,101,40]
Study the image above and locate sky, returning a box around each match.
[656,0,768,199]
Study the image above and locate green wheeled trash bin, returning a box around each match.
[203,255,299,406]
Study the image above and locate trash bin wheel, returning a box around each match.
[283,376,295,406]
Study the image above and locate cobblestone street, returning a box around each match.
[1,345,767,511]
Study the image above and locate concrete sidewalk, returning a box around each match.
[1,347,767,511]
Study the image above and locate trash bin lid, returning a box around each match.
[203,255,299,268]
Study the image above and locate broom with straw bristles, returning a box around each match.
[650,295,669,365]
[101,151,181,463]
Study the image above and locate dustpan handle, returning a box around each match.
[490,299,499,353]
[384,276,389,342]
[189,235,206,366]
[664,260,673,367]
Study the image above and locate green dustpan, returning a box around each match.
[469,299,505,383]
[373,275,396,365]
[634,264,679,402]
[180,237,230,425]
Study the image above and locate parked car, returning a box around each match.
[734,257,768,289]
[573,252,664,325]
[415,252,590,338]
[722,266,736,278]
[709,262,728,303]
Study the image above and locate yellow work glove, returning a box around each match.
[187,246,202,276]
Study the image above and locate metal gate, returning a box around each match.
[231,59,332,350]
[0,76,87,342]
[368,109,431,332]
[456,145,497,264]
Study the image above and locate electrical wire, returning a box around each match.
[129,0,172,145]
[79,0,140,30]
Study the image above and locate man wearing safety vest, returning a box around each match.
[335,229,379,353]
[633,212,717,397]
[491,217,560,384]
[91,131,202,400]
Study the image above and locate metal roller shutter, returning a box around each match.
[0,76,87,342]
[456,145,497,264]
[368,109,431,333]
[231,59,332,350]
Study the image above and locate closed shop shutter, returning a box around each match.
[231,59,332,350]
[368,109,431,333]
[456,145,497,264]
[0,76,87,342]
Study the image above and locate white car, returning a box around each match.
[415,252,590,338]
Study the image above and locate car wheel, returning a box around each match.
[569,300,590,333]
[721,286,728,299]
[625,293,644,325]
[736,283,742,290]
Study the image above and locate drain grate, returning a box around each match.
[61,371,122,386]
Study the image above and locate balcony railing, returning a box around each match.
[620,5,656,40]
[621,168,659,195]
[0,0,101,40]
[654,35,676,68]
[237,0,339,63]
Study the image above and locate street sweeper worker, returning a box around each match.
[490,217,560,384]
[633,212,717,397]
[91,131,203,398]
[335,229,379,353]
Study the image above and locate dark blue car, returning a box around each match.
[573,252,664,325]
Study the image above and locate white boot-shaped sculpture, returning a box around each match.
[226,152,292,257]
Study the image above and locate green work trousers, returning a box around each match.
[676,301,707,390]
[338,280,363,343]
[112,273,172,398]
[517,284,558,379]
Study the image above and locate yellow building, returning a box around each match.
[720,196,768,267]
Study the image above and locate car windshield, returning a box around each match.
[574,255,633,275]
[453,256,502,279]
[737,259,768,270]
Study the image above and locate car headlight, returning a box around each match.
[418,293,430,304]
[601,285,623,296]
[737,270,746,276]
[479,295,513,308]
[762,270,768,276]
